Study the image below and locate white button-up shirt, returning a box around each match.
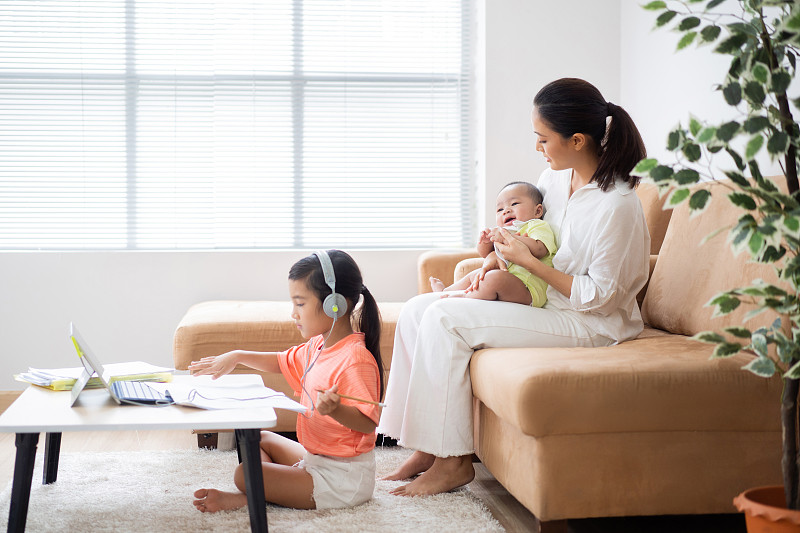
[537,168,651,343]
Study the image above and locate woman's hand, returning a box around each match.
[188,351,240,379]
[491,227,538,268]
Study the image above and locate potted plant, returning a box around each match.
[635,0,800,527]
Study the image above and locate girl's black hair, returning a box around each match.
[533,78,646,191]
[288,250,384,399]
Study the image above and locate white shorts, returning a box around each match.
[298,450,376,509]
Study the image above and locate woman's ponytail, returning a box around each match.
[533,78,646,191]
[595,101,646,190]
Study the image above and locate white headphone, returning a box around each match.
[314,250,348,320]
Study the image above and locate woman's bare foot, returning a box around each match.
[429,277,445,292]
[389,455,475,496]
[193,488,248,513]
[381,450,435,481]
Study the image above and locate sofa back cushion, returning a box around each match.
[636,182,673,255]
[641,179,782,336]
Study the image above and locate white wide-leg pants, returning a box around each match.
[377,292,614,457]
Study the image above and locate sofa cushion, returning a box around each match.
[642,179,782,335]
[469,329,782,438]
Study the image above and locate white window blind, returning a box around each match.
[0,0,473,250]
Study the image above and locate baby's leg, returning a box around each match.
[432,269,480,294]
[465,270,532,305]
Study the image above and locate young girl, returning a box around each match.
[189,249,384,511]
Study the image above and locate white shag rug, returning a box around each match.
[0,447,503,533]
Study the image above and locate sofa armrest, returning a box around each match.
[417,249,479,293]
[454,257,483,282]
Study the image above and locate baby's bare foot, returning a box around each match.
[430,277,445,292]
[193,488,248,513]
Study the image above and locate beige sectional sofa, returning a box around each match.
[173,180,782,531]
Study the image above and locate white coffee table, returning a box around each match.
[0,375,277,533]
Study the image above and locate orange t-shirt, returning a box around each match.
[278,332,380,457]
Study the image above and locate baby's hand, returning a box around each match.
[316,384,341,416]
[477,228,492,245]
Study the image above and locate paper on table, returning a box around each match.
[150,375,306,413]
[15,362,174,390]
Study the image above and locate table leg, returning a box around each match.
[8,432,39,533]
[43,432,62,485]
[235,428,268,533]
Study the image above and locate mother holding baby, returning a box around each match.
[377,77,651,496]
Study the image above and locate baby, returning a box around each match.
[430,181,556,306]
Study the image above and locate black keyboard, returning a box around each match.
[111,380,170,404]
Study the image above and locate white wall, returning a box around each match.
[0,0,634,390]
[481,0,621,227]
[620,3,785,176]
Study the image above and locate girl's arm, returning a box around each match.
[316,384,378,434]
[492,228,573,297]
[189,350,281,380]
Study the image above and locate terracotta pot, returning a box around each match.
[734,485,800,532]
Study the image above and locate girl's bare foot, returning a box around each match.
[429,277,445,292]
[381,450,435,481]
[193,488,248,513]
[390,455,475,496]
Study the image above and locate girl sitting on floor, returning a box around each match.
[189,249,383,511]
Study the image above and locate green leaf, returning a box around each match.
[744,81,766,105]
[748,231,765,256]
[772,71,792,94]
[785,360,800,379]
[742,356,777,377]
[668,187,691,206]
[767,131,789,155]
[723,81,742,105]
[643,1,667,10]
[667,129,682,151]
[700,25,722,42]
[677,31,698,50]
[716,33,749,54]
[752,62,770,83]
[724,170,749,186]
[724,326,752,339]
[742,116,770,133]
[746,134,764,160]
[678,17,702,31]
[683,143,702,162]
[697,126,716,143]
[751,332,768,357]
[716,120,740,141]
[707,0,726,8]
[689,189,712,211]
[689,117,702,136]
[783,215,800,236]
[651,165,674,181]
[634,158,659,174]
[655,10,678,27]
[726,148,746,170]
[711,341,744,358]
[693,331,726,343]
[759,245,786,263]
[709,293,741,315]
[729,192,757,209]
[674,168,701,184]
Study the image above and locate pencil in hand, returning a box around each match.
[316,389,386,407]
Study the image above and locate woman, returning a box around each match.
[377,78,651,496]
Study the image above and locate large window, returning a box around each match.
[0,1,473,250]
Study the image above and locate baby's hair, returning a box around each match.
[288,250,384,399]
[501,181,543,205]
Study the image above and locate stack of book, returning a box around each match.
[15,361,173,391]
